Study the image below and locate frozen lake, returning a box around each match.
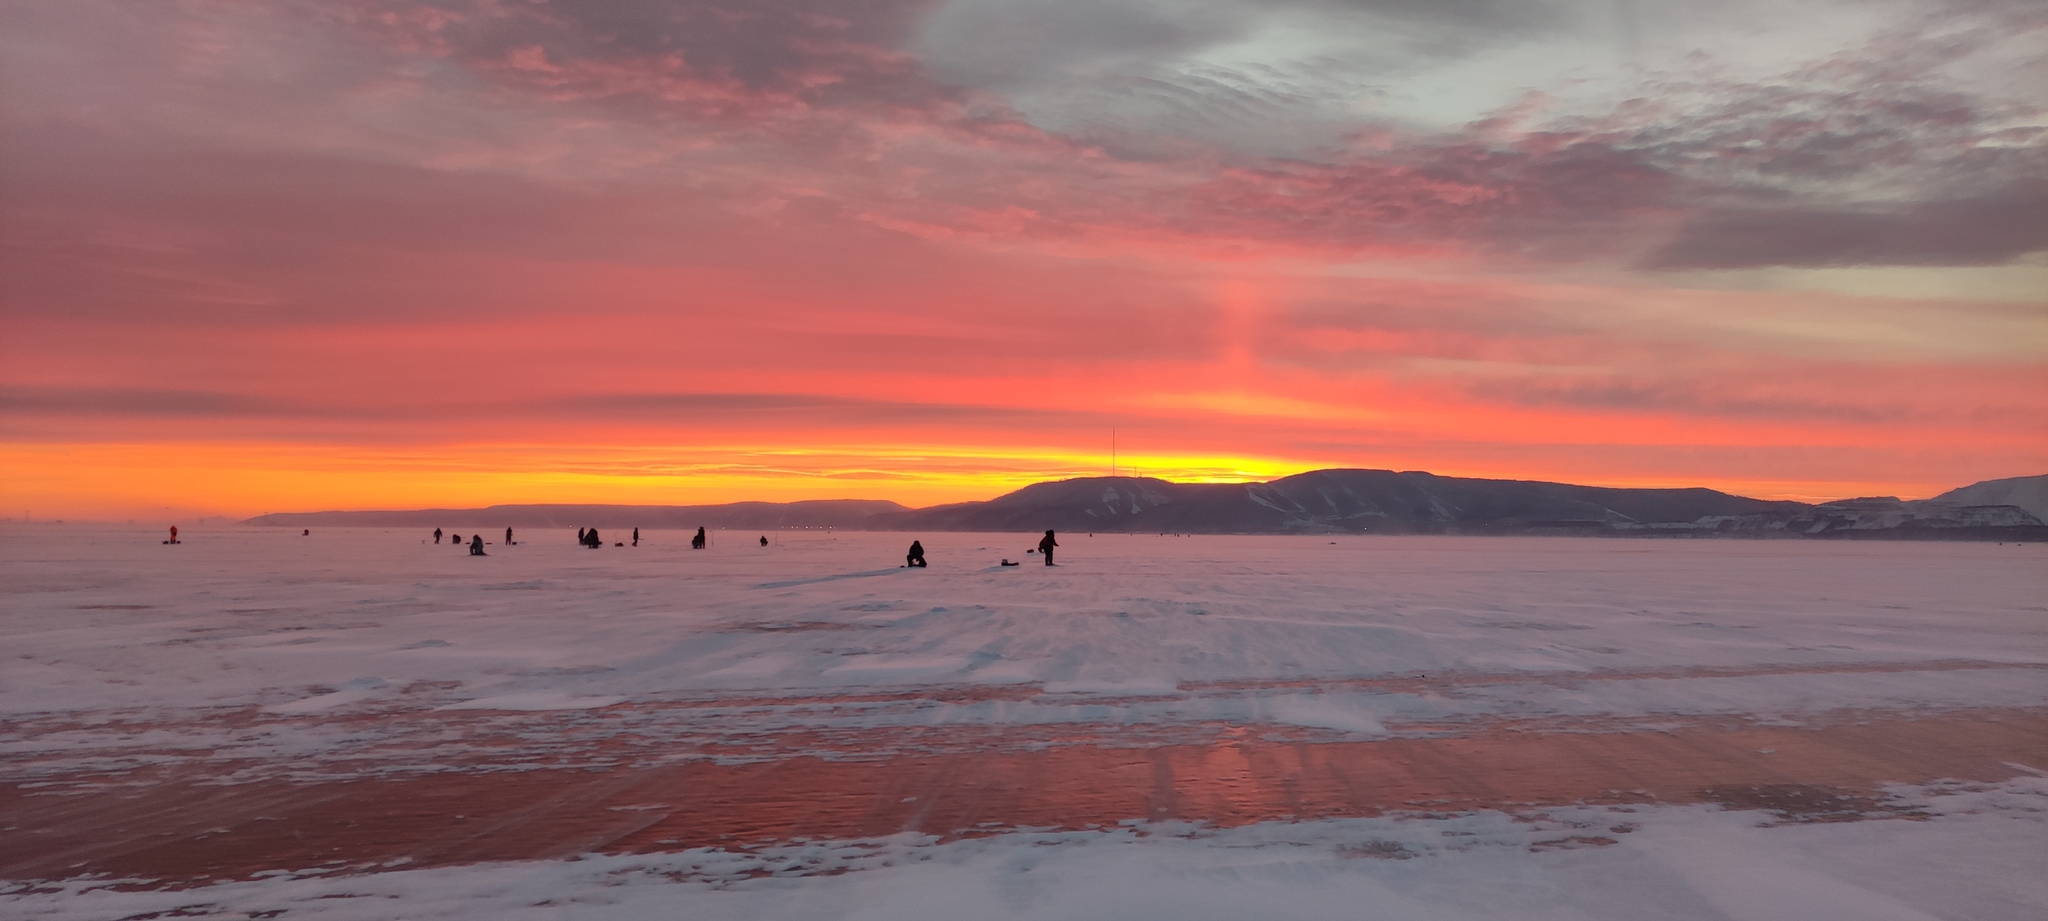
[4,526,2045,919]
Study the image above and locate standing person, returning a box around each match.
[632,527,639,547]
[906,540,927,567]
[505,526,514,546]
[577,527,586,544]
[168,525,178,544]
[433,527,442,544]
[1038,530,1057,566]
[691,527,707,550]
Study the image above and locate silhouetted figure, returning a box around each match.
[302,529,310,536]
[759,535,769,547]
[433,528,442,544]
[906,540,927,568]
[165,525,179,545]
[632,528,639,547]
[506,527,514,546]
[583,527,602,548]
[469,534,486,556]
[1039,530,1057,566]
[577,527,586,544]
[691,527,707,550]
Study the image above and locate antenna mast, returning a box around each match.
[1112,428,1117,478]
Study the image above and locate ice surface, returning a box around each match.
[8,777,2046,921]
[3,525,2045,917]
[6,527,2041,725]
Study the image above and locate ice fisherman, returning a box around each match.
[691,527,707,549]
[168,525,179,544]
[583,527,602,548]
[759,535,769,547]
[632,527,640,547]
[1038,530,1058,566]
[505,526,514,546]
[577,527,586,544]
[433,527,442,544]
[906,540,927,568]
[469,534,487,556]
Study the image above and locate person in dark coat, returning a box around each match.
[577,527,586,544]
[632,527,640,547]
[506,527,514,546]
[584,527,602,548]
[1038,530,1057,566]
[469,534,487,556]
[691,527,707,549]
[906,540,927,567]
[759,535,769,547]
[434,528,442,544]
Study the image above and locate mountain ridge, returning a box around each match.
[245,469,2048,538]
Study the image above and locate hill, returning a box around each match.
[246,469,2048,538]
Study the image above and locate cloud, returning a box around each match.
[1645,189,2048,268]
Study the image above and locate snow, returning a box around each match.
[7,777,2046,920]
[3,524,2045,918]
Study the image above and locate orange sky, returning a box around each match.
[2,1,2044,519]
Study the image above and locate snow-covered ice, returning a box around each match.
[2,525,2044,918]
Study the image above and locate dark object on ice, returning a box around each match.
[469,534,486,556]
[632,527,639,547]
[1039,530,1057,565]
[577,527,586,543]
[433,527,441,544]
[506,527,515,546]
[302,529,310,536]
[582,528,603,548]
[1000,559,1019,566]
[615,542,624,547]
[906,540,927,568]
[164,524,180,545]
[691,527,707,549]
[451,534,461,547]
[759,535,769,546]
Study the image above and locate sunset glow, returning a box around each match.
[2,0,2043,518]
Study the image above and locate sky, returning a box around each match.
[1,0,2044,519]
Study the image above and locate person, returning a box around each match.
[1039,529,1058,566]
[906,540,927,567]
[584,527,602,548]
[469,534,487,556]
[506,526,514,546]
[451,534,462,548]
[759,535,768,547]
[691,527,707,550]
[302,529,310,536]
[632,527,640,547]
[433,527,442,544]
[577,527,586,544]
[167,525,179,544]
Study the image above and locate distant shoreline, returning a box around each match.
[239,469,2048,542]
